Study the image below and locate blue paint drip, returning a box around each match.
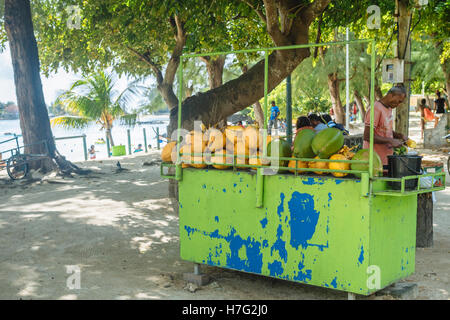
[358,245,364,265]
[288,192,320,250]
[293,254,312,282]
[184,226,263,274]
[215,216,219,222]
[270,225,287,263]
[223,188,226,193]
[335,179,344,185]
[233,183,237,187]
[277,193,285,219]
[268,260,284,277]
[260,217,268,229]
[330,277,338,288]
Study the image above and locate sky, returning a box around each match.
[0,44,148,109]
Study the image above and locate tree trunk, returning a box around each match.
[394,0,412,137]
[201,55,226,90]
[374,82,383,101]
[354,89,366,121]
[327,73,345,124]
[201,55,227,128]
[253,101,265,128]
[440,60,450,97]
[4,0,56,171]
[4,0,88,176]
[106,128,115,147]
[241,64,265,128]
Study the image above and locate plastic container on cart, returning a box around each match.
[387,154,423,190]
[421,160,445,187]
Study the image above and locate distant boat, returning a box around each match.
[137,120,166,125]
[95,139,106,144]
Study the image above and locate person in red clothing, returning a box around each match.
[363,86,408,167]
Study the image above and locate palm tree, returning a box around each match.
[51,71,141,146]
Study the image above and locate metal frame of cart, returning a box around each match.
[161,39,446,296]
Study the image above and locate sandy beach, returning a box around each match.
[0,113,449,300]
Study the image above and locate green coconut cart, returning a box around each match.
[161,39,446,297]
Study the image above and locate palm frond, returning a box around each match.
[119,113,138,127]
[50,116,92,129]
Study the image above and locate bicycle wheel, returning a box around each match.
[6,154,29,180]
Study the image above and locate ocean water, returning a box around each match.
[0,115,170,162]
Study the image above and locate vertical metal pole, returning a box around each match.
[106,135,111,158]
[346,28,350,130]
[127,129,132,155]
[156,127,160,150]
[256,50,269,208]
[14,134,20,154]
[143,128,148,152]
[369,40,376,179]
[82,134,88,161]
[175,58,184,180]
[286,74,292,146]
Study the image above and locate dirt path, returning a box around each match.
[0,115,449,300]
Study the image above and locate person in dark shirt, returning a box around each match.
[434,91,448,114]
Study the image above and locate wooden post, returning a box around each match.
[156,127,160,150]
[82,134,88,161]
[106,136,111,158]
[416,192,433,248]
[127,129,132,155]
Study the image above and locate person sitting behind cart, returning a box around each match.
[363,85,408,168]
[321,114,349,135]
[295,116,314,134]
[308,113,327,133]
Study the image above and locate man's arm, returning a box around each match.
[393,131,407,141]
[363,125,403,147]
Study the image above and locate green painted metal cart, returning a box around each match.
[161,39,446,297]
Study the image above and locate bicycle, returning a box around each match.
[4,139,51,180]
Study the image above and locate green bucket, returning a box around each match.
[112,145,126,156]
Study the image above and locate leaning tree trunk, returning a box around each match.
[168,46,312,135]
[4,0,87,175]
[4,0,56,171]
[106,129,115,147]
[327,73,345,125]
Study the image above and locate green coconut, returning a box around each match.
[311,127,345,159]
[350,149,383,177]
[267,138,292,169]
[293,128,316,159]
